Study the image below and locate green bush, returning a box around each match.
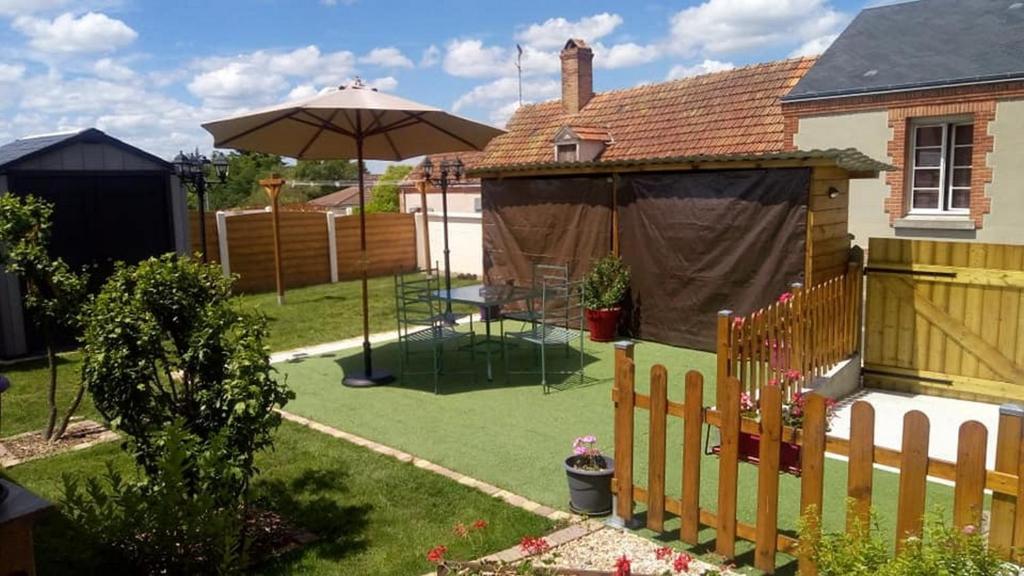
[801,507,1015,576]
[580,254,630,310]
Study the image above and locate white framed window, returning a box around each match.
[909,121,973,214]
[555,143,578,162]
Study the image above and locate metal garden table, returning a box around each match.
[434,284,539,381]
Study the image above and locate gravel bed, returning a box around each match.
[536,527,734,575]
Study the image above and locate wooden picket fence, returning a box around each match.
[717,260,863,402]
[612,341,1024,575]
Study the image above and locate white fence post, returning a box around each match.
[326,211,339,283]
[216,211,231,277]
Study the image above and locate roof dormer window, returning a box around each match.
[556,143,579,162]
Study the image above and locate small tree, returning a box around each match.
[0,193,89,441]
[81,254,292,495]
[367,164,412,213]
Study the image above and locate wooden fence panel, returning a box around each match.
[613,342,636,523]
[991,406,1023,556]
[226,210,330,293]
[188,211,220,263]
[864,238,1024,403]
[755,385,782,573]
[335,212,417,280]
[953,421,988,529]
[799,395,827,576]
[846,401,875,531]
[895,411,930,550]
[716,376,741,559]
[681,371,703,544]
[647,365,668,532]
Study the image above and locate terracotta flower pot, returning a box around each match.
[585,308,621,342]
[710,431,802,476]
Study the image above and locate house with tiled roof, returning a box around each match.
[782,0,1024,245]
[399,151,484,214]
[474,39,888,351]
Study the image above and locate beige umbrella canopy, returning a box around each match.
[202,80,504,387]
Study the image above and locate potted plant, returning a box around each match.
[710,372,837,477]
[564,435,614,516]
[581,254,630,342]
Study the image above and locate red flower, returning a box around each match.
[426,544,447,565]
[453,522,469,538]
[473,519,488,530]
[519,535,551,556]
[673,552,692,573]
[655,546,674,561]
[778,292,794,304]
[614,555,632,576]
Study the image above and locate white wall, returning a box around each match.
[414,211,482,277]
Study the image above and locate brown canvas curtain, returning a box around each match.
[482,176,613,285]
[617,169,809,351]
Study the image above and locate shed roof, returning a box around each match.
[0,128,170,171]
[307,184,375,208]
[478,57,816,170]
[785,0,1024,101]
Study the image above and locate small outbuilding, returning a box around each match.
[474,40,889,351]
[0,128,188,358]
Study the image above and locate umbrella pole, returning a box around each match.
[343,132,394,387]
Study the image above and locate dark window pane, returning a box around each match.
[952,168,972,187]
[953,146,972,166]
[915,148,942,167]
[916,126,944,146]
[914,169,940,188]
[955,124,974,145]
[913,189,940,209]
[950,189,970,209]
[556,144,576,162]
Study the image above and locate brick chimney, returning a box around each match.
[560,39,593,114]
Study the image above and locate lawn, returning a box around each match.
[3,420,554,576]
[0,352,99,438]
[236,274,477,352]
[275,336,960,574]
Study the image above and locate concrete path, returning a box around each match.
[828,387,1007,469]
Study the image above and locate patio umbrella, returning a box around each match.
[202,79,504,387]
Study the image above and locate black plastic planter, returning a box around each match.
[564,456,614,516]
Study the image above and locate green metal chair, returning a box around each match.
[502,277,585,393]
[501,262,569,327]
[394,270,475,394]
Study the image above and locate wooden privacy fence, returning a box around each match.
[612,342,1024,575]
[717,260,862,402]
[188,209,416,293]
[864,238,1024,404]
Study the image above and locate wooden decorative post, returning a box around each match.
[260,174,286,305]
[417,180,432,270]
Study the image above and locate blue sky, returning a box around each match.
[0,0,880,167]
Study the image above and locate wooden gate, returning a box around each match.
[863,238,1024,403]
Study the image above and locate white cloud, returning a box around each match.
[515,13,623,50]
[0,63,26,82]
[13,11,137,54]
[287,84,319,101]
[594,42,659,69]
[452,76,559,112]
[789,34,838,57]
[365,76,397,92]
[666,59,735,80]
[667,0,846,55]
[359,47,413,68]
[420,44,440,67]
[489,100,523,127]
[93,57,134,81]
[442,38,510,78]
[188,46,356,107]
[0,0,69,16]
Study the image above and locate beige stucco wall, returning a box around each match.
[794,111,892,247]
[986,99,1024,244]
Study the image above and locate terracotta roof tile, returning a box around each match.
[480,57,815,169]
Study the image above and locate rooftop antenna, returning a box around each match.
[515,44,523,106]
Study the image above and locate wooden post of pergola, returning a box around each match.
[261,173,286,305]
[417,179,432,270]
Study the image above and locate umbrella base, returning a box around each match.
[342,369,395,388]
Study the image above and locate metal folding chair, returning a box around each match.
[502,277,585,393]
[394,270,475,394]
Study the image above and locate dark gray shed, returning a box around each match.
[0,128,188,358]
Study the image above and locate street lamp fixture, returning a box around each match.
[173,148,229,263]
[420,156,465,322]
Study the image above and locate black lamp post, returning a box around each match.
[173,149,229,263]
[420,156,464,322]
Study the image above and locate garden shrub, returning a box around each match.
[68,254,293,573]
[801,507,1016,576]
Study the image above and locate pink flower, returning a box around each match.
[673,552,692,573]
[655,546,674,561]
[426,544,447,564]
[614,555,632,576]
[768,378,780,387]
[778,292,794,303]
[785,369,802,381]
[453,522,468,538]
[962,524,977,535]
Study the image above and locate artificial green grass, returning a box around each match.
[275,337,960,575]
[3,420,554,576]
[0,352,99,438]
[236,274,477,352]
